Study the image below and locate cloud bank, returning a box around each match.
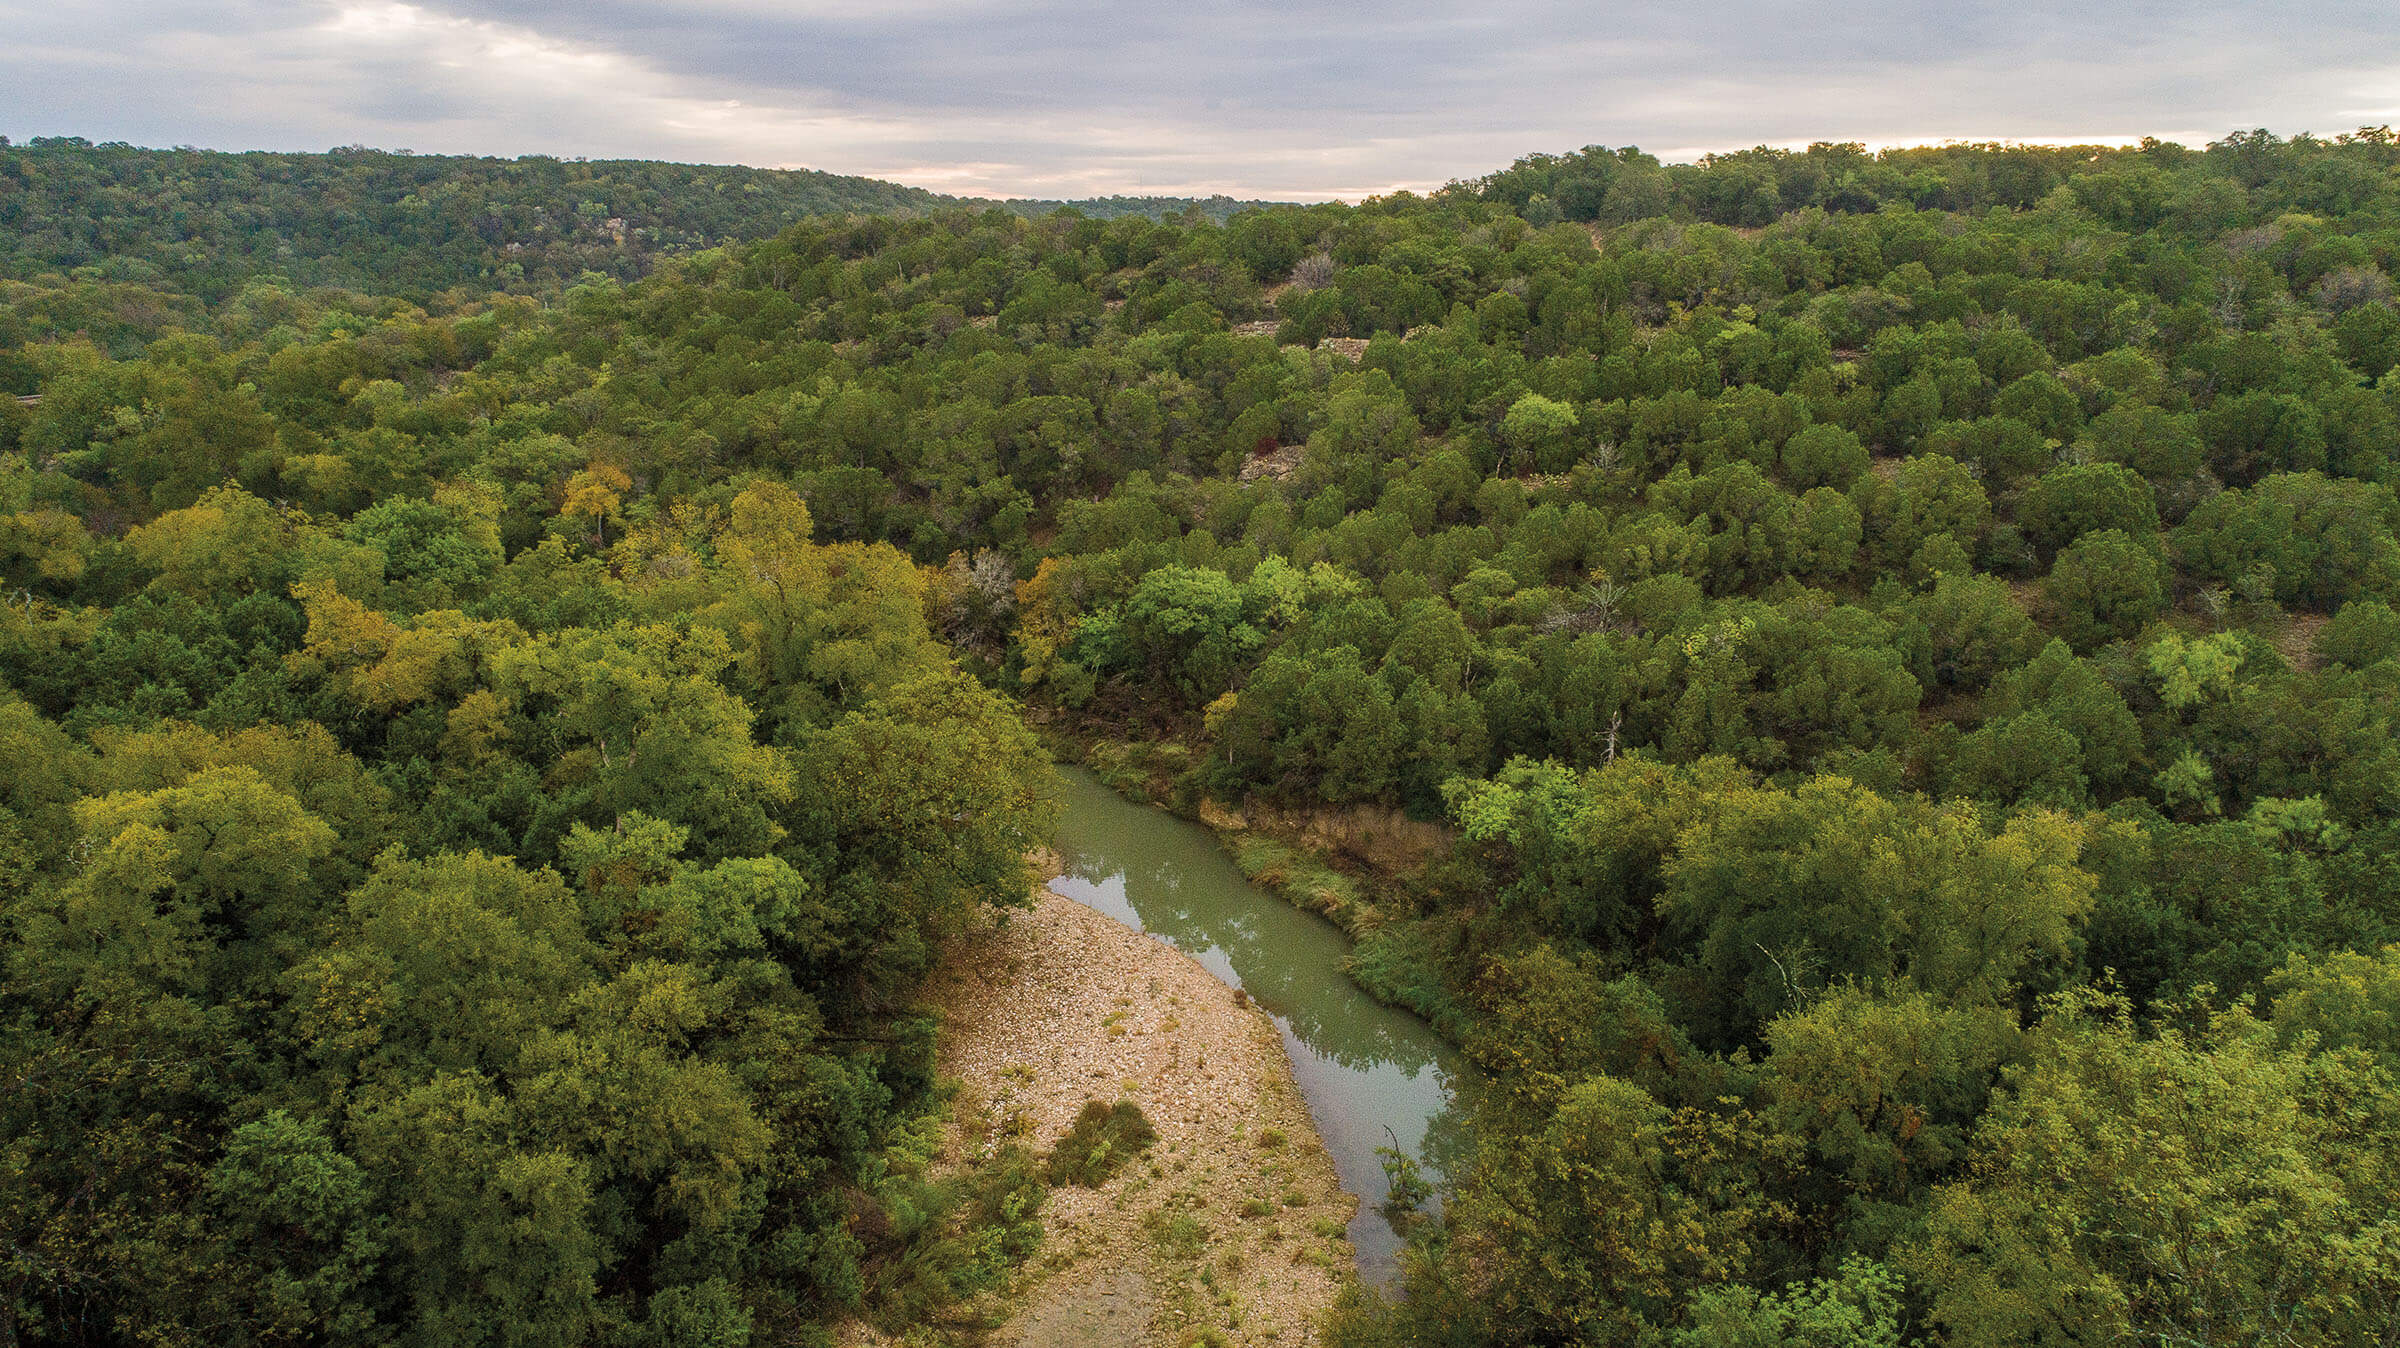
[3,0,2394,199]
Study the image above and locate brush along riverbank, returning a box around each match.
[1047,726,1471,1036]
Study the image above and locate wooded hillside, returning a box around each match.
[3,126,2398,1346]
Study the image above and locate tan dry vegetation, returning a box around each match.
[1206,798,1450,889]
[2264,610,2332,672]
[914,861,1356,1347]
[2007,575,2047,619]
[1237,444,1304,485]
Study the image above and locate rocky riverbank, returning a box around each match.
[923,864,1357,1347]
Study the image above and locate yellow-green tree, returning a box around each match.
[1906,993,2400,1348]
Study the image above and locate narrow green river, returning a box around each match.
[1045,767,1467,1283]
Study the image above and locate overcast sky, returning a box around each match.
[3,1,2396,200]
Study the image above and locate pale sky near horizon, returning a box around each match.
[3,1,2396,201]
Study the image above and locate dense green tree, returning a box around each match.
[1117,564,1260,702]
[2043,529,2165,649]
[1851,453,1989,576]
[2016,461,2158,560]
[1670,1259,1906,1348]
[2074,402,2205,481]
[1905,571,2042,693]
[1661,776,2093,1042]
[2316,598,2400,669]
[1779,423,1869,491]
[1906,994,2400,1348]
[1984,640,2145,789]
[1762,983,2018,1214]
[1922,414,2050,486]
[2175,472,2400,609]
[1460,1075,1792,1345]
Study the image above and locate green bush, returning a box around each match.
[1044,1100,1159,1187]
[863,1142,1049,1330]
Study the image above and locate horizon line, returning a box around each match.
[4,123,2373,206]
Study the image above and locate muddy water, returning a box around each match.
[1045,767,1467,1284]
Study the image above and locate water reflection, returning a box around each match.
[1046,768,1467,1283]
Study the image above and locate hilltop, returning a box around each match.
[0,138,1286,304]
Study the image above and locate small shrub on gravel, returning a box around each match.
[1150,1211,1209,1260]
[1045,1099,1159,1186]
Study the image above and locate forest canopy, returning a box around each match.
[0,139,1279,306]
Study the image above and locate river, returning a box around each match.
[1044,767,1468,1283]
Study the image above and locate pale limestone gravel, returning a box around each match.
[925,868,1357,1348]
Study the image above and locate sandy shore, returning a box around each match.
[922,868,1357,1347]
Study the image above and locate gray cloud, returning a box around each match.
[2,0,2394,199]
